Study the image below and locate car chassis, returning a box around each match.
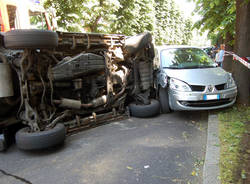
[0,30,157,150]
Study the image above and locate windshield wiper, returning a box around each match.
[163,65,215,69]
[178,66,199,69]
[163,66,178,69]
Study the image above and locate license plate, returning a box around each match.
[203,94,220,100]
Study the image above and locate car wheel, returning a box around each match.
[159,87,170,113]
[15,123,66,150]
[0,100,12,116]
[0,136,7,151]
[4,29,58,49]
[129,99,160,118]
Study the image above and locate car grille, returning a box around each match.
[215,83,226,90]
[179,98,232,107]
[190,85,205,92]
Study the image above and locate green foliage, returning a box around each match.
[30,14,47,30]
[154,0,192,45]
[110,0,155,35]
[192,0,236,41]
[208,32,221,45]
[44,0,86,32]
[44,0,193,44]
[219,105,250,183]
[81,0,121,32]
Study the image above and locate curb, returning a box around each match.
[203,113,221,184]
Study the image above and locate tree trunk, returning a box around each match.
[89,0,104,33]
[223,32,234,72]
[234,0,250,105]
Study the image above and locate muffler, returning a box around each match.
[0,53,14,97]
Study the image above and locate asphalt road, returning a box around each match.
[0,111,208,184]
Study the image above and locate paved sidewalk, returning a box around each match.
[203,114,220,184]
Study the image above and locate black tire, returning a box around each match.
[0,33,4,47]
[15,123,66,150]
[159,87,170,113]
[0,138,7,151]
[4,29,58,49]
[0,100,12,116]
[129,99,160,118]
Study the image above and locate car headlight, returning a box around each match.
[169,78,191,92]
[226,74,236,88]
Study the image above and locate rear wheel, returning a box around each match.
[4,29,58,49]
[15,123,66,150]
[129,99,160,118]
[159,87,170,113]
[0,134,7,151]
[0,100,12,116]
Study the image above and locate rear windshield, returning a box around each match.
[160,48,216,69]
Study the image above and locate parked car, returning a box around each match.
[0,30,160,151]
[154,45,237,113]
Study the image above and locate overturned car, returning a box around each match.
[0,30,160,151]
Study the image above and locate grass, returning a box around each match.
[218,105,250,184]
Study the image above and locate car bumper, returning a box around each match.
[169,87,237,111]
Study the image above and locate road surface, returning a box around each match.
[0,111,208,184]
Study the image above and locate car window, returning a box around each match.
[160,48,216,69]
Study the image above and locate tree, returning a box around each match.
[44,0,87,32]
[234,0,250,105]
[44,0,192,44]
[192,0,250,105]
[44,0,121,32]
[44,0,154,33]
[81,0,121,32]
[110,0,155,35]
[192,0,236,38]
[192,0,236,71]
[154,0,192,45]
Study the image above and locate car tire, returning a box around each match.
[159,87,170,113]
[4,29,58,49]
[0,100,12,116]
[0,137,7,151]
[15,123,66,150]
[129,99,160,118]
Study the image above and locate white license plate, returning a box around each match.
[204,94,220,100]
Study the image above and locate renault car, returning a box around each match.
[154,46,237,112]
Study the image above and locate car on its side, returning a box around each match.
[154,45,237,113]
[0,30,159,151]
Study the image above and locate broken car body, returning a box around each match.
[0,30,158,150]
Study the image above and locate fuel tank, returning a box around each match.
[52,53,105,81]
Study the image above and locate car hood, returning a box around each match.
[164,67,229,85]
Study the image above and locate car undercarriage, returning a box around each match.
[0,30,159,150]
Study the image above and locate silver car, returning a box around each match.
[154,46,237,112]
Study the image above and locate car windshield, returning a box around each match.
[160,48,216,69]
